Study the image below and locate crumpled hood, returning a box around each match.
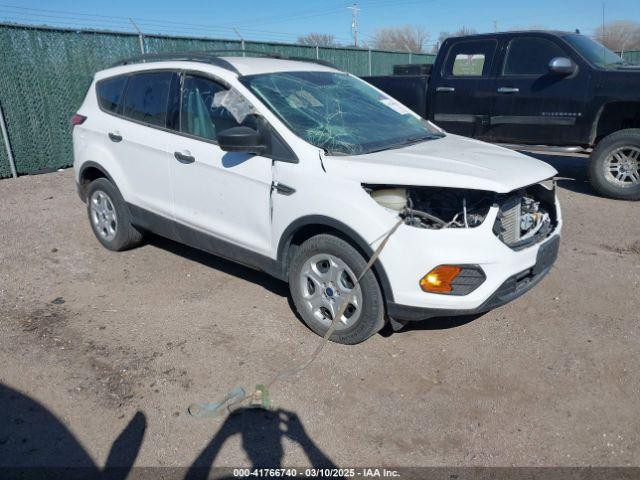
[322,134,558,193]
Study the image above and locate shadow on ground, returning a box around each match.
[0,384,336,479]
[522,152,596,197]
[147,230,491,338]
[147,235,289,298]
[186,407,337,480]
[0,383,146,479]
[379,313,486,337]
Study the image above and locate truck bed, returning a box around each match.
[362,75,430,119]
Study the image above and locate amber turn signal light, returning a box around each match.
[420,265,462,294]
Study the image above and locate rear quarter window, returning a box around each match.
[96,75,127,113]
[121,71,174,127]
[443,39,497,77]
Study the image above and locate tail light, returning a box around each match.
[71,114,87,128]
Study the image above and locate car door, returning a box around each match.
[167,72,273,257]
[110,70,176,218]
[487,35,590,145]
[429,39,498,138]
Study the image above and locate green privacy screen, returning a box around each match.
[0,23,435,178]
[0,25,141,177]
[620,50,640,65]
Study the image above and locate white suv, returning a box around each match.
[72,53,561,344]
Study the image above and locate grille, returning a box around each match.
[449,267,486,295]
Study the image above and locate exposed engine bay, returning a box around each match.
[365,185,495,229]
[365,182,557,247]
[493,184,556,249]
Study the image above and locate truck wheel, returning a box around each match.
[588,129,640,201]
[86,178,144,251]
[288,234,385,345]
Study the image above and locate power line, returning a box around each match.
[0,10,355,44]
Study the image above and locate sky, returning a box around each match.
[0,0,638,49]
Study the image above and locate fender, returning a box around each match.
[276,215,395,303]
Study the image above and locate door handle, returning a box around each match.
[174,151,195,164]
[108,132,122,142]
[497,87,520,94]
[436,86,455,93]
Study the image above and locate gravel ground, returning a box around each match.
[0,153,639,470]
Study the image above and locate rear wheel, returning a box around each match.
[288,234,385,345]
[588,129,640,200]
[86,178,143,251]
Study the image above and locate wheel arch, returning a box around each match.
[591,101,640,145]
[77,161,116,202]
[276,215,395,303]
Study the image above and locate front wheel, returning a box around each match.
[288,234,385,345]
[588,129,640,201]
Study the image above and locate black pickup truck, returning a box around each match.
[364,31,640,200]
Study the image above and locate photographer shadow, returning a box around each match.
[0,383,146,480]
[185,407,338,480]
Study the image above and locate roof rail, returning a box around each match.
[110,50,336,72]
[109,52,240,73]
[199,49,336,68]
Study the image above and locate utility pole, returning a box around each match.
[348,3,360,48]
[493,20,498,32]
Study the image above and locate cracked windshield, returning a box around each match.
[241,71,443,155]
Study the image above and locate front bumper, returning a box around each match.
[387,234,560,321]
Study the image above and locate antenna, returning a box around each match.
[348,3,360,48]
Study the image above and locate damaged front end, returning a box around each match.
[364,181,558,248]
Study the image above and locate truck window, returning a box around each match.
[122,71,174,127]
[503,37,567,75]
[444,40,497,77]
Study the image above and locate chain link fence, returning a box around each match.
[619,50,640,64]
[0,23,435,178]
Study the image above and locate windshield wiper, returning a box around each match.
[366,134,441,154]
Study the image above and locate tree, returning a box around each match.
[371,25,429,52]
[297,33,337,47]
[431,27,478,53]
[595,20,640,52]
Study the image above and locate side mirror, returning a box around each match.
[217,126,267,155]
[548,57,576,76]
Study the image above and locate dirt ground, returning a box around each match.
[0,153,639,471]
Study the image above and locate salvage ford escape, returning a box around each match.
[72,53,561,344]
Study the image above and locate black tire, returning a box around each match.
[588,129,640,201]
[288,234,385,345]
[85,178,144,251]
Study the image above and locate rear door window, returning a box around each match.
[122,71,174,127]
[444,40,497,77]
[96,75,127,113]
[503,37,567,75]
